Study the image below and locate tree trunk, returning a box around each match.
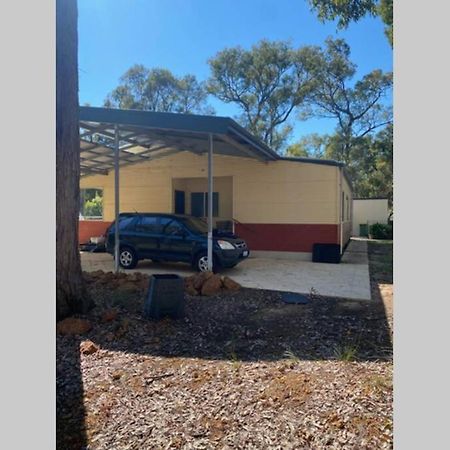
[56,0,92,320]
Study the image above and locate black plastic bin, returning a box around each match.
[312,243,341,264]
[143,274,185,320]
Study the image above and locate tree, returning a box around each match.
[207,40,319,151]
[104,65,213,114]
[304,38,392,165]
[286,133,330,158]
[354,124,393,205]
[307,0,393,46]
[56,0,92,320]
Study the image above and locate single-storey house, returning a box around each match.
[352,198,390,236]
[79,107,353,262]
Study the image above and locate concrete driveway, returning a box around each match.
[81,239,371,301]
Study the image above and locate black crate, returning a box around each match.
[143,274,185,320]
[312,243,341,264]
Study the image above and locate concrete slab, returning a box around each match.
[80,238,372,301]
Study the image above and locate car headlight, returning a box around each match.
[217,240,235,250]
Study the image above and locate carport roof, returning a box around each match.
[79,106,345,178]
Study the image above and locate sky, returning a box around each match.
[78,0,392,145]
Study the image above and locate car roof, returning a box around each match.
[118,212,196,220]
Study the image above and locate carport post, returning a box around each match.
[207,133,214,271]
[114,124,120,273]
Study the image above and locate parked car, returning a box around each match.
[105,213,249,272]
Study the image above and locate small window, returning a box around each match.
[136,216,159,233]
[80,188,103,219]
[191,192,219,217]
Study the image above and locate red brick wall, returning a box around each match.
[234,223,339,253]
[79,221,111,244]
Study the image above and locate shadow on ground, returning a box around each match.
[57,241,393,449]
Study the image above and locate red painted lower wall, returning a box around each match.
[79,220,340,253]
[235,223,339,253]
[79,221,111,244]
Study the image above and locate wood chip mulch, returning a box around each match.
[57,265,393,450]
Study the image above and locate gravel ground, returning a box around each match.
[57,242,393,449]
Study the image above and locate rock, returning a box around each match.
[101,308,118,323]
[185,284,199,296]
[80,340,99,355]
[222,276,241,292]
[201,274,223,296]
[57,318,92,335]
[193,271,213,290]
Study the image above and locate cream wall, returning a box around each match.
[341,172,353,245]
[352,199,389,236]
[80,151,341,225]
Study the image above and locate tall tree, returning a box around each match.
[304,38,392,165]
[56,0,91,320]
[286,133,330,158]
[307,0,393,46]
[104,65,213,114]
[207,40,318,151]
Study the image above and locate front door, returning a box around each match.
[174,190,185,214]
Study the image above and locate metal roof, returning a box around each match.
[79,106,279,177]
[79,106,347,178]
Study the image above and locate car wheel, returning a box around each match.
[194,253,220,273]
[118,247,138,269]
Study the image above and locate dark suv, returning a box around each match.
[105,213,249,272]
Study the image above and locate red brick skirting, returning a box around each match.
[234,223,339,252]
[79,221,111,244]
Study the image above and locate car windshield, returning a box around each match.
[181,217,209,234]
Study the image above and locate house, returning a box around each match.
[352,198,389,237]
[79,107,353,261]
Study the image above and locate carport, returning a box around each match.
[79,106,278,272]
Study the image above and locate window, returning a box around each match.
[161,218,185,236]
[135,216,159,233]
[80,188,103,219]
[341,192,345,221]
[191,192,219,217]
[109,215,136,233]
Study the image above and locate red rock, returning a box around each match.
[101,308,118,323]
[193,271,213,290]
[201,274,223,296]
[57,318,92,335]
[80,340,99,355]
[222,276,241,292]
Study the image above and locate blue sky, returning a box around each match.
[78,0,392,145]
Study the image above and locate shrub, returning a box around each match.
[369,222,393,240]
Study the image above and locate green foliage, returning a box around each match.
[305,38,392,161]
[286,133,330,158]
[369,222,393,240]
[207,40,319,151]
[80,188,103,218]
[104,65,213,114]
[84,193,103,217]
[307,0,393,46]
[333,343,358,361]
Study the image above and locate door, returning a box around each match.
[174,190,185,214]
[133,215,161,258]
[159,217,193,262]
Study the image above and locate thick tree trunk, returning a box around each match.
[56,0,92,320]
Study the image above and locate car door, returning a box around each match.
[159,217,193,262]
[132,215,161,259]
